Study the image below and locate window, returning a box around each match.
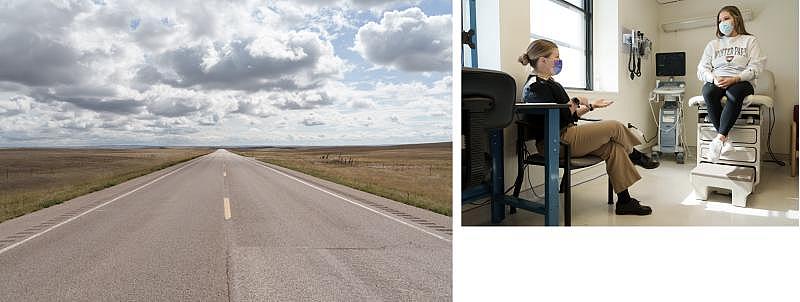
[530,0,592,89]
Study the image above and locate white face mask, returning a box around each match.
[719,20,734,36]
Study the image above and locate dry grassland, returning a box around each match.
[232,142,452,216]
[0,148,211,223]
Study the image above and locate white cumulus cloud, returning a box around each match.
[353,7,451,72]
[0,0,451,146]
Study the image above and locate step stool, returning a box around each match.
[690,163,756,207]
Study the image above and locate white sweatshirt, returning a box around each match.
[696,34,766,88]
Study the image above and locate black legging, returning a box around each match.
[701,81,754,136]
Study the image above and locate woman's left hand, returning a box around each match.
[715,76,740,88]
[591,99,614,109]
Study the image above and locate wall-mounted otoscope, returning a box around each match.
[623,29,652,80]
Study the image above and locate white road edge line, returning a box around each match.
[0,157,203,256]
[244,157,451,243]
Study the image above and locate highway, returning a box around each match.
[0,150,452,301]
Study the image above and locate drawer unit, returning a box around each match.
[693,103,766,203]
[697,107,762,125]
[698,125,758,144]
[699,143,758,163]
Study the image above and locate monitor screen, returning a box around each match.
[656,52,686,77]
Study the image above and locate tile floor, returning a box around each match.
[462,152,799,226]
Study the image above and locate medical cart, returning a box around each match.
[650,79,687,164]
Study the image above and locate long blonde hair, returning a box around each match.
[518,39,558,71]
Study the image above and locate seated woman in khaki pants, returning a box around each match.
[518,39,658,215]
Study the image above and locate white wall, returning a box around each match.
[475,0,501,70]
[575,0,660,148]
[592,0,619,93]
[657,0,799,155]
[488,0,797,190]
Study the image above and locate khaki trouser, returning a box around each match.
[538,120,643,193]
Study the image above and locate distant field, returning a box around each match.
[0,148,211,223]
[231,142,452,216]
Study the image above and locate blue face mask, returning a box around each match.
[719,20,734,36]
[553,59,563,75]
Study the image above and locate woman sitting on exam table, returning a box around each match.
[519,39,658,216]
[698,5,766,163]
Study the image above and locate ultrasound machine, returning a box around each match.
[650,52,687,164]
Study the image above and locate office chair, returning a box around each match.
[511,116,614,226]
[461,67,516,190]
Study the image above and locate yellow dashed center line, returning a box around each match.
[223,198,231,220]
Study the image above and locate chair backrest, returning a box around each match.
[754,70,775,97]
[462,67,516,129]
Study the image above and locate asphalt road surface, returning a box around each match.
[0,149,452,301]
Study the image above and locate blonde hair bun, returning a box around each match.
[519,39,558,70]
[518,53,530,65]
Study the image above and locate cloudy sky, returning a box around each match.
[0,0,452,147]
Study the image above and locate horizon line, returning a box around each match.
[0,141,454,149]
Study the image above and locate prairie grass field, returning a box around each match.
[231,142,452,216]
[0,148,211,223]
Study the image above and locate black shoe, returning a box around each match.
[632,154,660,169]
[615,198,652,215]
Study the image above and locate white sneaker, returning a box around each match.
[721,140,735,155]
[707,138,723,163]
